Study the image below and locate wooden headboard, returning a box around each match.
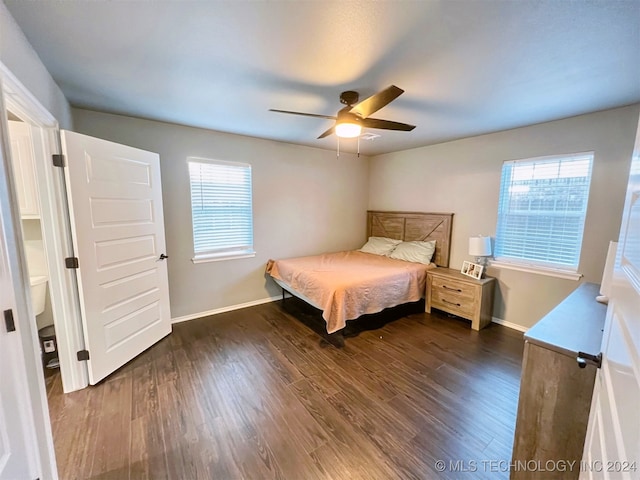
[367,211,454,268]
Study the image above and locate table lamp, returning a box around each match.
[469,236,492,267]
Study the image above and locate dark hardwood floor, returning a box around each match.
[46,298,524,480]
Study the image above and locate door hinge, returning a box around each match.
[65,257,79,269]
[577,351,602,369]
[77,350,90,361]
[52,154,65,167]
[4,309,16,333]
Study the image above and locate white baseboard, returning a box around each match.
[491,316,529,333]
[171,294,286,324]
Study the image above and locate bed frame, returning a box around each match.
[367,210,453,268]
[280,210,454,346]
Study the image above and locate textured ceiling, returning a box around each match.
[5,0,640,155]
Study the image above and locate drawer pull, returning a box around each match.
[442,299,461,307]
[443,285,462,292]
[577,351,602,369]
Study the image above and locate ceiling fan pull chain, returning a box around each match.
[357,135,360,158]
[337,137,340,158]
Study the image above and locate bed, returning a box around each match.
[266,211,453,340]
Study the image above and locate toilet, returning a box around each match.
[29,274,48,316]
[30,275,59,369]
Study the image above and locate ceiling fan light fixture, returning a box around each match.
[335,122,362,138]
[270,85,414,141]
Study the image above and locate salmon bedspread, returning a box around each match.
[266,251,433,334]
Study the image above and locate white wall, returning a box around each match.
[72,108,370,319]
[0,1,72,129]
[370,104,640,328]
[74,106,639,330]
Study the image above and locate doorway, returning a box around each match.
[2,66,172,393]
[1,59,172,480]
[2,95,88,392]
[6,113,59,378]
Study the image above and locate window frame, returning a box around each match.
[492,152,594,280]
[187,157,255,264]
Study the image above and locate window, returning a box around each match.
[494,152,593,275]
[188,158,254,262]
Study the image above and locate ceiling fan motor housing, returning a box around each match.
[340,90,360,106]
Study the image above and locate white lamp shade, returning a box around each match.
[469,236,492,257]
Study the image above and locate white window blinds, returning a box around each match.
[495,153,593,271]
[188,158,254,261]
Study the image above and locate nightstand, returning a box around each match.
[426,267,495,330]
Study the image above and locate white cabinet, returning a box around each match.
[8,120,40,218]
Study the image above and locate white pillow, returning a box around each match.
[359,236,402,256]
[388,240,436,264]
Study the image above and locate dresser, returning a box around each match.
[511,283,606,479]
[425,267,495,330]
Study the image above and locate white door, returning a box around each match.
[580,116,640,478]
[0,220,39,479]
[61,130,171,384]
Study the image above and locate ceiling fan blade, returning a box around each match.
[317,126,335,139]
[349,85,404,119]
[361,118,415,131]
[269,109,336,120]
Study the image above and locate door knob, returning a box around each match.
[159,253,169,260]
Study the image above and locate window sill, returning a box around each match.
[192,250,256,264]
[490,260,583,281]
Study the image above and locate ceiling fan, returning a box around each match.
[270,85,416,139]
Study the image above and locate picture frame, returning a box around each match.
[461,260,484,280]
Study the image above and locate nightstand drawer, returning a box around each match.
[431,290,476,318]
[431,276,476,302]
